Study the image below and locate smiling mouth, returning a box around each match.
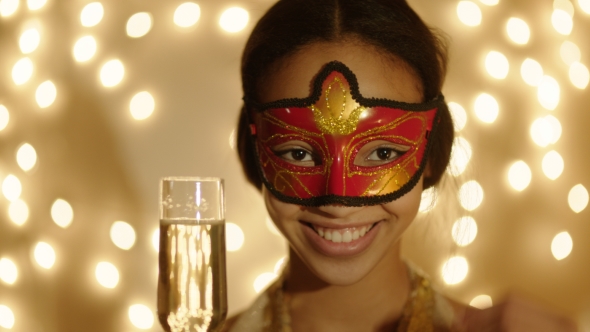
[305,222,379,243]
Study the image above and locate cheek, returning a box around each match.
[263,187,301,229]
[381,177,423,224]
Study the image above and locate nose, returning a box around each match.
[313,204,364,218]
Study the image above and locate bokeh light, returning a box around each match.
[254,272,277,293]
[0,305,15,329]
[569,62,589,89]
[219,7,249,33]
[508,160,532,191]
[95,262,119,289]
[537,75,560,110]
[479,0,499,5]
[0,258,18,285]
[16,143,37,172]
[554,0,575,16]
[51,199,74,228]
[545,115,562,144]
[19,28,40,54]
[35,80,57,108]
[152,228,159,252]
[579,0,590,13]
[442,256,468,285]
[568,184,589,213]
[126,12,152,38]
[229,129,237,150]
[551,231,573,260]
[130,91,155,120]
[2,174,22,202]
[0,105,9,131]
[128,304,154,329]
[542,151,564,180]
[530,117,554,147]
[447,102,467,131]
[0,0,19,17]
[457,1,482,26]
[447,137,472,177]
[34,242,56,269]
[551,9,573,35]
[27,0,47,10]
[110,221,136,250]
[226,222,245,252]
[100,59,124,87]
[419,187,437,213]
[506,17,530,44]
[80,2,104,27]
[470,295,493,309]
[560,41,581,65]
[452,216,478,247]
[521,58,544,86]
[274,257,287,274]
[8,199,29,225]
[474,93,499,123]
[485,51,509,79]
[12,57,33,85]
[73,36,97,62]
[173,2,200,28]
[459,180,484,211]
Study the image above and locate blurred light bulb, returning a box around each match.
[19,28,40,54]
[520,58,544,86]
[35,80,57,108]
[542,150,564,180]
[0,105,9,131]
[34,241,56,269]
[560,41,581,65]
[130,91,155,120]
[0,258,18,285]
[8,199,29,225]
[0,0,19,17]
[545,115,562,144]
[110,221,136,250]
[80,2,104,27]
[508,161,532,191]
[474,93,499,123]
[16,142,37,171]
[100,59,124,87]
[0,305,15,329]
[128,304,154,329]
[459,180,484,211]
[552,9,573,35]
[485,51,509,79]
[470,295,493,309]
[12,57,33,85]
[551,231,573,260]
[530,117,554,147]
[254,272,278,293]
[126,12,152,38]
[579,0,590,13]
[479,0,499,5]
[457,1,482,26]
[229,129,236,150]
[554,0,575,16]
[27,0,46,10]
[442,256,468,285]
[274,257,287,274]
[447,137,472,177]
[569,62,589,89]
[226,222,245,252]
[152,228,159,252]
[447,102,467,131]
[73,36,97,62]
[2,174,22,202]
[537,75,560,110]
[219,7,249,33]
[568,184,589,213]
[452,216,478,247]
[51,199,74,228]
[95,262,119,288]
[419,187,438,213]
[174,2,200,28]
[506,18,530,45]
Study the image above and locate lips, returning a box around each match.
[300,220,382,257]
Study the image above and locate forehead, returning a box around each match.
[259,41,423,104]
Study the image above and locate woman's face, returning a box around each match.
[260,41,425,286]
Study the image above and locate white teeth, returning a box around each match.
[312,224,373,243]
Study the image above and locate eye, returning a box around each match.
[367,148,399,161]
[271,140,319,167]
[279,149,313,162]
[353,140,410,167]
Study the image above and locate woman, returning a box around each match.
[225,0,578,330]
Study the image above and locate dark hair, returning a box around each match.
[237,0,454,191]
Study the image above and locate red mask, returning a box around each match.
[248,61,443,206]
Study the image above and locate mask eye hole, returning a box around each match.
[272,140,320,167]
[354,140,410,167]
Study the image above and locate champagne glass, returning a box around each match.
[158,177,227,332]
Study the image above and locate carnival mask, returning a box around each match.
[247,61,444,206]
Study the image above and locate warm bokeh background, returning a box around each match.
[0,0,589,331]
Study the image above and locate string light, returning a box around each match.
[419,187,438,213]
[95,262,119,288]
[508,161,532,191]
[73,36,97,62]
[129,91,155,120]
[12,57,34,85]
[110,221,136,250]
[542,151,564,180]
[530,117,553,147]
[537,75,560,110]
[0,0,19,17]
[35,80,57,108]
[19,28,41,54]
[551,9,573,35]
[551,231,573,260]
[474,93,499,123]
[520,58,544,86]
[254,272,277,293]
[452,216,478,246]
[447,102,467,131]
[51,199,74,228]
[470,295,493,309]
[553,0,575,16]
[545,115,562,144]
[126,12,152,38]
[457,1,482,26]
[579,0,590,13]
[128,304,154,329]
[173,2,200,28]
[459,180,484,211]
[34,242,56,269]
[560,41,581,65]
[219,7,249,33]
[0,258,18,285]
[442,256,468,285]
[27,0,46,10]
[2,174,22,202]
[569,62,589,89]
[506,17,530,45]
[226,222,245,252]
[0,305,15,329]
[447,137,472,177]
[16,142,37,171]
[8,199,29,225]
[485,51,509,79]
[100,59,124,87]
[568,184,589,213]
[80,2,104,27]
[0,105,9,131]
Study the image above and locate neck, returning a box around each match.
[284,243,410,332]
